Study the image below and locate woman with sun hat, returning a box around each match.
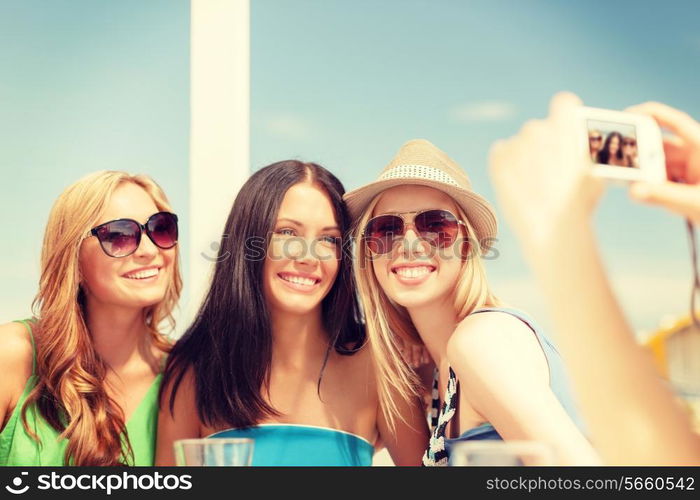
[344,139,599,465]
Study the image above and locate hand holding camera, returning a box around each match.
[626,101,700,224]
[489,92,700,253]
[489,92,700,465]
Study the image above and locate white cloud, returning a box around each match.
[450,100,517,122]
[262,114,312,140]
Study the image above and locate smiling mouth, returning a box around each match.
[278,273,321,287]
[123,268,160,280]
[392,265,436,278]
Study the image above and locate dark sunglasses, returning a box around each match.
[363,209,466,255]
[589,136,602,142]
[89,212,178,258]
[623,140,636,146]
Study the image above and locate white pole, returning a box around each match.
[187,0,250,331]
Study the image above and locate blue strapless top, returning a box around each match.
[208,424,374,466]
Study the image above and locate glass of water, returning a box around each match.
[450,440,554,466]
[174,438,254,466]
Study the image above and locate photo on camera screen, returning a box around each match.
[587,119,639,169]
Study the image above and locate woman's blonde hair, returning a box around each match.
[353,194,499,430]
[23,170,182,466]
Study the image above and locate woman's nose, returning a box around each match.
[400,225,431,257]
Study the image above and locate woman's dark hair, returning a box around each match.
[597,131,624,164]
[161,160,365,428]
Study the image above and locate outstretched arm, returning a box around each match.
[489,92,700,464]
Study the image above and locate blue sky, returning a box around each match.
[0,0,189,327]
[251,0,700,333]
[1,0,699,334]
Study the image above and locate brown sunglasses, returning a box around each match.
[363,209,466,255]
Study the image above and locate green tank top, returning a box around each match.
[0,319,162,466]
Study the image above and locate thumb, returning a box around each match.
[549,91,584,116]
[549,91,583,128]
[630,182,700,222]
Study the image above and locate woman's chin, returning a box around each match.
[389,288,439,309]
[129,297,165,310]
[269,293,324,317]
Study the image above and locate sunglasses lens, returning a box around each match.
[365,215,403,254]
[96,220,140,257]
[415,210,460,247]
[147,212,178,249]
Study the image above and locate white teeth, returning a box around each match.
[281,275,317,286]
[124,268,159,280]
[395,266,433,278]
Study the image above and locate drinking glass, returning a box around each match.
[450,440,554,466]
[174,438,254,466]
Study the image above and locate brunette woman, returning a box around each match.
[157,161,427,466]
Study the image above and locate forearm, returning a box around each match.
[525,213,700,464]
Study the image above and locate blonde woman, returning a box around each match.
[344,139,600,465]
[0,171,181,466]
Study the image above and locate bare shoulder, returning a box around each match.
[158,364,201,430]
[449,310,538,354]
[0,322,34,376]
[0,322,35,415]
[156,365,201,465]
[447,310,548,381]
[161,363,196,405]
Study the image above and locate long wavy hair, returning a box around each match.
[352,194,500,431]
[597,131,624,164]
[23,170,182,466]
[162,160,365,429]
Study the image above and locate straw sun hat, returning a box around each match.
[343,139,498,245]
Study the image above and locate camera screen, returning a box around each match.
[587,120,639,169]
